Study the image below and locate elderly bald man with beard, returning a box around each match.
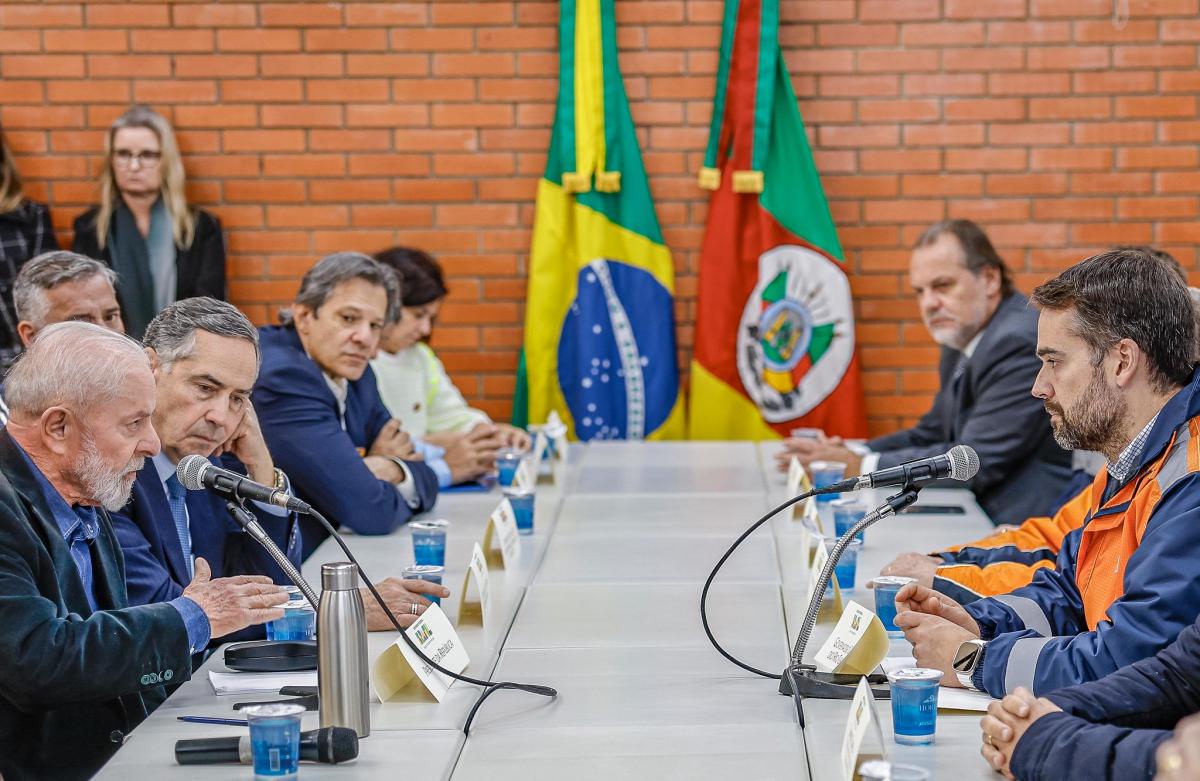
[0,322,288,781]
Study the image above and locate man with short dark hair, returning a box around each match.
[894,248,1200,699]
[0,322,286,780]
[779,219,1073,525]
[253,252,439,557]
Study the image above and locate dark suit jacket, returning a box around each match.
[110,456,302,641]
[0,432,193,781]
[253,325,439,558]
[71,206,227,333]
[868,292,1073,525]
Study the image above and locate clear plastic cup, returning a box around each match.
[495,448,523,487]
[887,667,942,745]
[503,488,535,535]
[410,519,450,567]
[871,576,916,638]
[820,536,863,595]
[402,564,444,606]
[832,497,868,543]
[265,589,315,641]
[810,460,846,504]
[244,703,305,779]
[860,760,932,780]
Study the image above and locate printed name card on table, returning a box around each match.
[457,542,493,629]
[481,498,521,570]
[840,676,878,781]
[786,457,821,527]
[806,536,843,615]
[371,604,470,702]
[531,430,559,485]
[544,410,570,463]
[515,456,538,492]
[814,600,890,675]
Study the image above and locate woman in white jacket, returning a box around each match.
[371,247,529,486]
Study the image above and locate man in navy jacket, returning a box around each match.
[110,298,302,620]
[979,612,1200,780]
[252,252,439,558]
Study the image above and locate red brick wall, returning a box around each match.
[3,0,1198,433]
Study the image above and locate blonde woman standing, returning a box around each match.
[72,105,226,339]
[0,126,60,368]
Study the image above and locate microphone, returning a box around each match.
[175,726,358,765]
[827,445,979,492]
[177,454,311,513]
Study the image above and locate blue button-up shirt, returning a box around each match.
[16,442,211,653]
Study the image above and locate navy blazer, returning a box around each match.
[0,432,193,781]
[253,325,439,558]
[110,456,302,640]
[867,293,1073,525]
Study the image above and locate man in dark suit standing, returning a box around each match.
[113,297,447,630]
[0,322,286,781]
[253,252,439,558]
[780,219,1072,525]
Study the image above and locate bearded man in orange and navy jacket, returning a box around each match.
[893,248,1200,698]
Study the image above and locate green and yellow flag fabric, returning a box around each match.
[689,0,867,439]
[517,0,686,441]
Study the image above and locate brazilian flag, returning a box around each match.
[515,0,685,441]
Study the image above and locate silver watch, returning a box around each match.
[953,638,986,690]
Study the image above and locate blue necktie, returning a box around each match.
[165,473,194,579]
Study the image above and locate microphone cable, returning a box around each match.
[305,508,557,735]
[699,488,825,680]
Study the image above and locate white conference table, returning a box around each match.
[98,440,998,780]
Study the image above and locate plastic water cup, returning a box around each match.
[265,589,315,641]
[495,448,523,487]
[503,488,535,535]
[860,760,931,781]
[887,668,942,745]
[244,703,305,779]
[820,536,863,595]
[402,564,444,606]
[871,576,916,638]
[832,498,868,543]
[410,519,450,567]
[810,460,846,504]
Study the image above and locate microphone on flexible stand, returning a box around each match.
[698,445,980,723]
[777,446,980,723]
[176,454,311,513]
[175,726,358,765]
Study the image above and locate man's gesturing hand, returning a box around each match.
[182,557,289,638]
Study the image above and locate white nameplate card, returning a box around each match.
[370,604,470,702]
[814,600,890,675]
[545,410,570,462]
[786,457,821,526]
[481,498,521,570]
[807,538,843,614]
[457,542,493,627]
[514,455,538,491]
[840,676,875,781]
[532,430,557,485]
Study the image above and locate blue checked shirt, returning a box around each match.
[1107,413,1159,487]
[17,443,211,653]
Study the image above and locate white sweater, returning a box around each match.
[370,343,491,439]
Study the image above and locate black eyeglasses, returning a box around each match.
[113,149,162,169]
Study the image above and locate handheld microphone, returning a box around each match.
[826,445,979,492]
[175,726,359,765]
[176,454,311,513]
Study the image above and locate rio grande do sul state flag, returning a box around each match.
[517,0,686,441]
[689,0,867,440]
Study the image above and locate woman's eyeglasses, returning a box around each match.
[113,149,162,169]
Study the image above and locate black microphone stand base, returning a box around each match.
[780,665,891,728]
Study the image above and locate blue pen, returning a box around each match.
[177,715,248,726]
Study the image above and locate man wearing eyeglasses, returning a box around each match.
[72,105,227,340]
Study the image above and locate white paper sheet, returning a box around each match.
[207,669,317,695]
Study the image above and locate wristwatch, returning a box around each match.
[953,638,987,690]
[272,467,287,490]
